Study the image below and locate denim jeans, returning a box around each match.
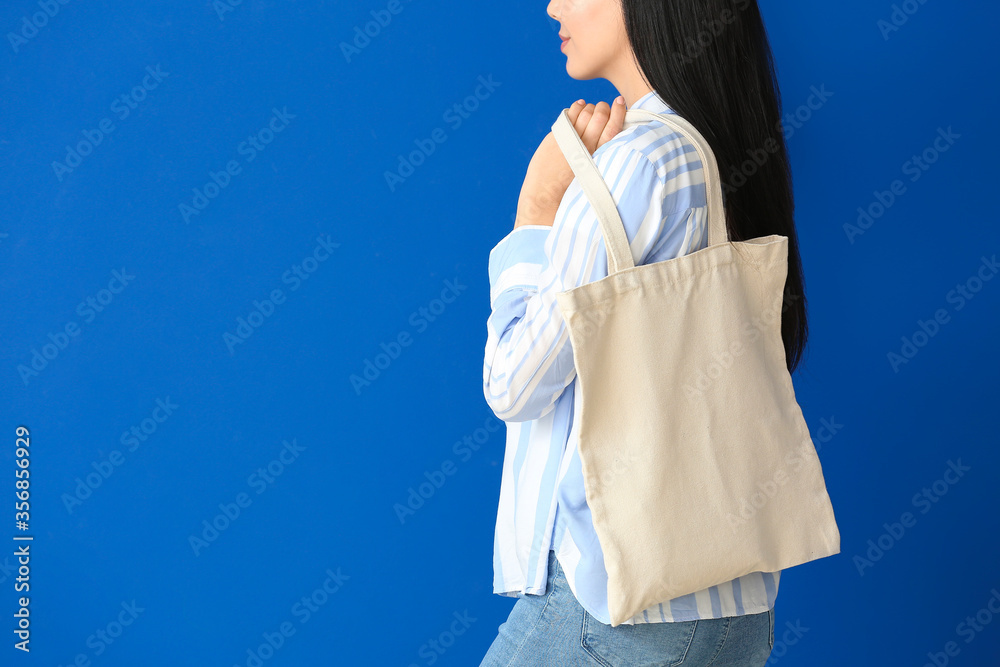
[481,551,774,666]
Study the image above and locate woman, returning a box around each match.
[481,0,806,664]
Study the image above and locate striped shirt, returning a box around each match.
[483,89,780,625]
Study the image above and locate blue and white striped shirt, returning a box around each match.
[483,89,780,625]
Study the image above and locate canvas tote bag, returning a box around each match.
[550,106,841,627]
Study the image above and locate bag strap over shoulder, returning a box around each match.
[550,106,729,276]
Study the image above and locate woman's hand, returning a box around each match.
[514,97,627,229]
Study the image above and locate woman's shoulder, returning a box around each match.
[594,117,704,179]
[588,117,708,215]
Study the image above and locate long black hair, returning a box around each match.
[621,0,808,373]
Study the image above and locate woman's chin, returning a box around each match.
[564,60,595,81]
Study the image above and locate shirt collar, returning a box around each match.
[627,89,675,116]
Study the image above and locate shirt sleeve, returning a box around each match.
[484,143,690,423]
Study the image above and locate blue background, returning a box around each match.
[1,1,998,665]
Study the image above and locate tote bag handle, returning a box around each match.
[551,107,729,275]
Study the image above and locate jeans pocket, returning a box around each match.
[581,611,698,667]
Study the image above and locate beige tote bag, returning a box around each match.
[550,106,841,627]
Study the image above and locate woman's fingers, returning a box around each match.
[580,101,612,153]
[573,103,596,138]
[598,97,626,149]
[566,99,586,126]
[566,98,626,153]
